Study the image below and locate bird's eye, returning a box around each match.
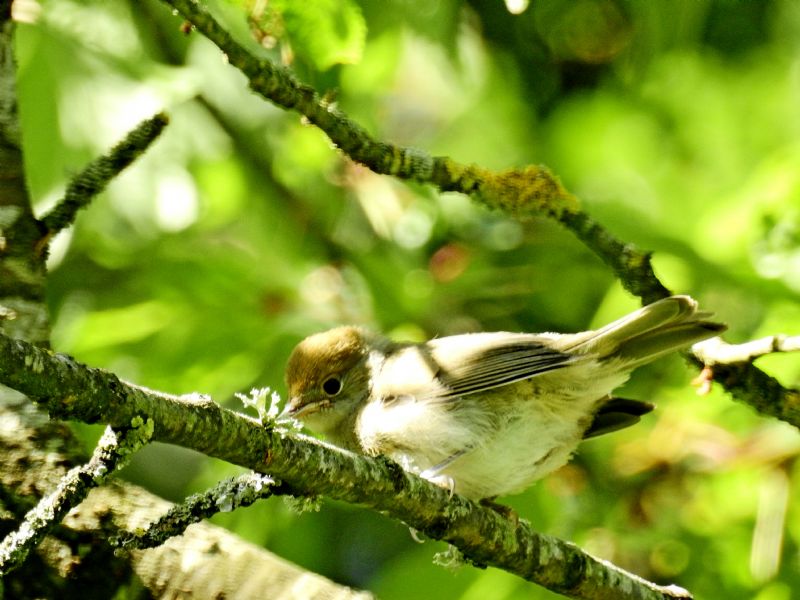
[322,376,342,396]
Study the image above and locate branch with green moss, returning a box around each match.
[161,0,797,429]
[38,113,169,236]
[165,0,668,301]
[0,331,691,600]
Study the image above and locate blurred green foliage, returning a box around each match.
[14,0,800,598]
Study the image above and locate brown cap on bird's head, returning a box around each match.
[284,326,371,415]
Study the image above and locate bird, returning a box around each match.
[283,296,725,501]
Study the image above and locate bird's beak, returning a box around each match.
[280,397,302,418]
[281,397,326,420]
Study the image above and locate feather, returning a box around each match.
[432,337,575,399]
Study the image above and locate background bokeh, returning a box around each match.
[14,1,800,598]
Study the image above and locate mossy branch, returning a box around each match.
[0,331,691,600]
[39,113,169,236]
[693,336,800,425]
[164,0,662,296]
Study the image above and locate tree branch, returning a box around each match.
[113,473,282,550]
[694,335,800,364]
[1,10,49,343]
[39,113,169,236]
[691,336,800,424]
[0,331,691,600]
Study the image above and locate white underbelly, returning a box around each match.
[360,366,630,500]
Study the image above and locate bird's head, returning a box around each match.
[284,326,375,439]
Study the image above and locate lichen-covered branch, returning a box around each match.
[163,0,664,299]
[558,211,671,304]
[0,331,691,600]
[0,423,153,575]
[39,113,169,236]
[113,473,280,550]
[165,2,577,219]
[711,362,800,425]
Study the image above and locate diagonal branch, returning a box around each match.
[165,0,668,301]
[39,113,169,236]
[0,331,691,600]
[113,473,282,550]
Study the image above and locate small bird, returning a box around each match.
[284,296,725,501]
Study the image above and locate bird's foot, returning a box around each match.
[419,470,456,499]
[479,497,519,525]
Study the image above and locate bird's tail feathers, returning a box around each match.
[569,295,725,367]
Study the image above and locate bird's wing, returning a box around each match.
[412,332,579,401]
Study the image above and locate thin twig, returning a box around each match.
[691,336,800,424]
[113,473,280,550]
[693,335,800,364]
[39,113,169,235]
